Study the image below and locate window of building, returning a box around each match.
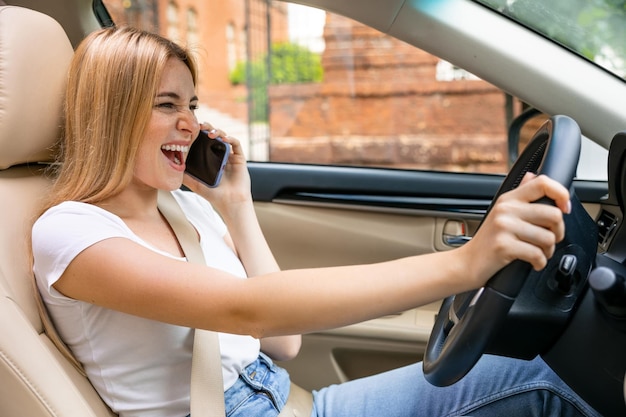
[436,60,480,82]
[166,1,179,42]
[226,23,237,72]
[186,7,198,47]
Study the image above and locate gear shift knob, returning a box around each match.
[589,267,626,318]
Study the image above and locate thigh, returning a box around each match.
[310,355,601,417]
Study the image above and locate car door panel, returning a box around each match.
[249,162,606,391]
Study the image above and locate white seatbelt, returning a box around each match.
[158,190,226,417]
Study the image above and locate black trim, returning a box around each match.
[249,162,608,210]
[278,192,490,215]
[249,162,503,202]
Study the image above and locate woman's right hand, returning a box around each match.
[183,123,252,214]
[459,174,571,288]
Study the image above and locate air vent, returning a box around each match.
[597,210,618,247]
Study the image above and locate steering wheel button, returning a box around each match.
[558,254,577,276]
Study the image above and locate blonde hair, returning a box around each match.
[46,26,197,208]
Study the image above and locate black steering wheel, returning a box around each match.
[423,115,582,387]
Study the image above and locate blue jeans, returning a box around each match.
[224,353,291,416]
[222,353,601,417]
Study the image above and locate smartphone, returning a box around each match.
[184,130,230,187]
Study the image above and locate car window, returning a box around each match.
[98,0,608,181]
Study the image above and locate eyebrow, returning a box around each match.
[156,91,199,102]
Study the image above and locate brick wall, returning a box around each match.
[269,13,516,173]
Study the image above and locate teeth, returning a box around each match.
[174,155,181,165]
[161,144,190,152]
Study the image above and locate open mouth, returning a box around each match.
[161,144,189,166]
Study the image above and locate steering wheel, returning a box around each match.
[423,115,581,387]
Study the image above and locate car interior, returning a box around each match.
[1,0,626,416]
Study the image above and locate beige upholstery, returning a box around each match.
[0,6,115,417]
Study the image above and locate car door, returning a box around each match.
[249,162,606,390]
[249,163,489,390]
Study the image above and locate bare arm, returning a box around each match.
[54,173,570,339]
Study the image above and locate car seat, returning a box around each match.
[0,5,116,416]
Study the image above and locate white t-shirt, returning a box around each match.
[32,189,260,417]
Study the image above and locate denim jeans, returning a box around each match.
[224,353,291,417]
[218,353,601,417]
[311,355,601,417]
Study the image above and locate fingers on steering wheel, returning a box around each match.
[520,174,572,214]
[498,175,569,244]
[489,195,564,270]
[516,221,559,267]
[519,171,537,185]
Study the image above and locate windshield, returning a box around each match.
[476,0,626,80]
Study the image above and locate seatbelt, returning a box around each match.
[157,190,226,417]
[158,190,313,417]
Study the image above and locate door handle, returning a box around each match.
[443,235,472,246]
[442,220,471,247]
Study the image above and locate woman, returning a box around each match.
[32,26,599,417]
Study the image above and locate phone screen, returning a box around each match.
[184,130,230,187]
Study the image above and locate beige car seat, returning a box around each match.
[0,6,115,417]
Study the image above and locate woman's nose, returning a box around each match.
[178,108,199,132]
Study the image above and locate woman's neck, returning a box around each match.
[95,185,184,257]
[95,184,160,221]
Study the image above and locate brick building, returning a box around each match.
[269,12,517,172]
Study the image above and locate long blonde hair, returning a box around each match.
[45,26,197,209]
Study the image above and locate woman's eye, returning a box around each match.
[156,102,176,110]
[154,102,198,114]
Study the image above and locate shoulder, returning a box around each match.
[32,201,134,292]
[34,201,128,237]
[32,201,132,261]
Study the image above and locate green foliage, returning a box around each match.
[229,59,267,86]
[270,43,324,84]
[229,42,323,86]
[229,42,323,122]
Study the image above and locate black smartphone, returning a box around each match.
[184,130,230,187]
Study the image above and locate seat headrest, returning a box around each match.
[0,6,73,169]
